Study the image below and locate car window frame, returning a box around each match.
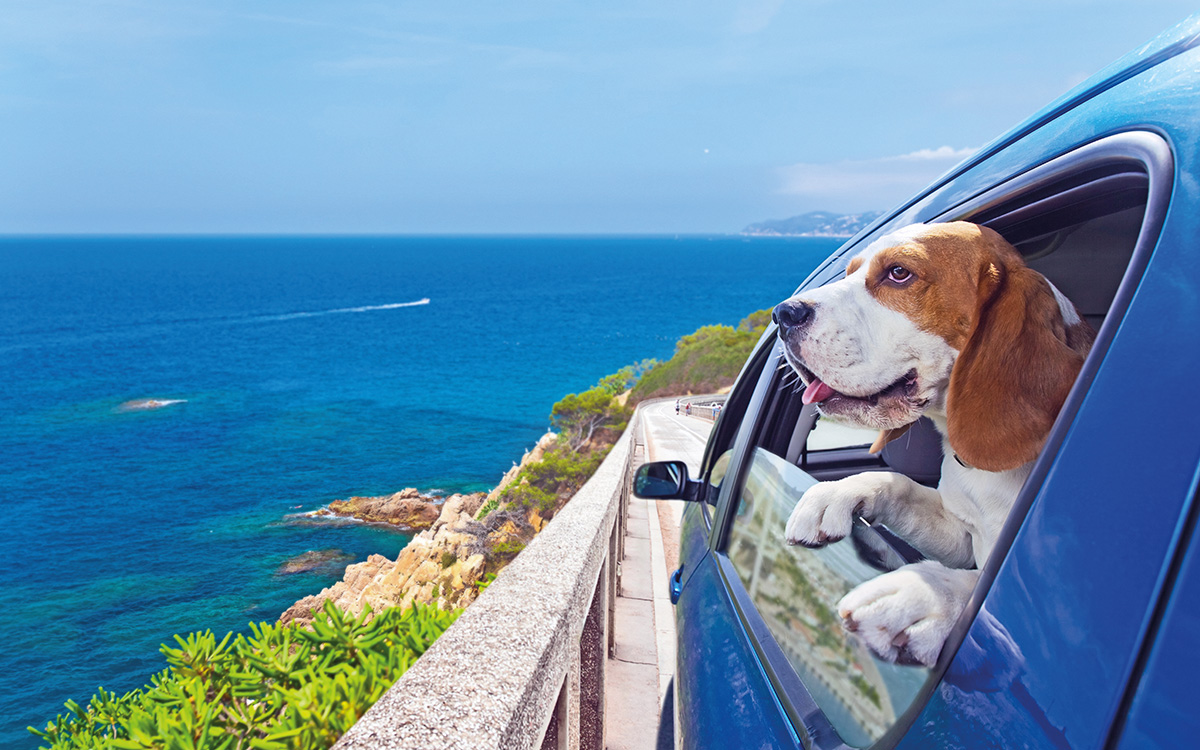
[701,130,1174,750]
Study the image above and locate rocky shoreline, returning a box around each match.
[279,432,558,627]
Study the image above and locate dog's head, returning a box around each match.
[775,222,1094,472]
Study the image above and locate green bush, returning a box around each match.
[491,539,526,556]
[474,496,499,520]
[630,310,771,403]
[31,601,459,750]
[497,436,611,514]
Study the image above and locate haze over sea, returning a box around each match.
[0,234,838,745]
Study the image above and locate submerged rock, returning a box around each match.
[117,398,187,412]
[276,549,355,576]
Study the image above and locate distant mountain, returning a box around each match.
[742,210,884,237]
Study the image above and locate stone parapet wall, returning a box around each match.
[334,418,639,750]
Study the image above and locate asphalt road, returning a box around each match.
[640,400,713,472]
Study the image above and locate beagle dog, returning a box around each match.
[777,222,1094,668]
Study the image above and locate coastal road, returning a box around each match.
[606,399,716,750]
[637,397,714,590]
[640,399,713,473]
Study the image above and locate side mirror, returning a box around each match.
[633,460,701,501]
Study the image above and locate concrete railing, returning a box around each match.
[335,413,644,750]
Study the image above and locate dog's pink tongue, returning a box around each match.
[802,378,837,405]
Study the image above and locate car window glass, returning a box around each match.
[697,339,775,506]
[727,443,928,747]
[807,415,877,451]
[709,449,734,489]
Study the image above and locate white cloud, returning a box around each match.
[892,146,976,161]
[777,146,976,208]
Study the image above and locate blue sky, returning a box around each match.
[1,1,1195,234]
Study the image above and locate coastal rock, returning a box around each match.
[279,432,561,627]
[324,489,443,529]
[279,553,395,626]
[279,494,491,626]
[117,398,187,412]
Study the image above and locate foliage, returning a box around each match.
[595,359,659,396]
[30,601,459,750]
[495,435,611,516]
[439,551,457,569]
[737,308,773,334]
[491,539,527,556]
[474,496,499,520]
[630,309,771,403]
[550,386,630,453]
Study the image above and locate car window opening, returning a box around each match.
[719,143,1160,749]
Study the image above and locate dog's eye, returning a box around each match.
[887,265,913,284]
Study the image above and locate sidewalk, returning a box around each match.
[604,403,704,749]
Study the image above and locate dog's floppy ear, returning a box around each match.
[946,234,1087,472]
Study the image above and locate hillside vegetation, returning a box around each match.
[630,309,771,403]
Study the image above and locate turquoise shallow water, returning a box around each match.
[0,234,838,745]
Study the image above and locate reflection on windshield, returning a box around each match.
[726,448,929,747]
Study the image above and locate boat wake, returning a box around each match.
[258,299,430,322]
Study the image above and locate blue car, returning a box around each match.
[636,14,1200,750]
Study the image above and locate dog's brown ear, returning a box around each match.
[946,239,1087,472]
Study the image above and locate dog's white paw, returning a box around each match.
[836,561,978,667]
[783,475,877,548]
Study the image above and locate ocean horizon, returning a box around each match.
[0,234,839,746]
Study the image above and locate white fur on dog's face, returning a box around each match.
[778,225,958,430]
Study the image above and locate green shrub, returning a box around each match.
[475,496,499,520]
[440,551,458,569]
[30,601,459,750]
[491,539,526,556]
[497,437,611,514]
[630,310,771,403]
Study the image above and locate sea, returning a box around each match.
[0,234,839,746]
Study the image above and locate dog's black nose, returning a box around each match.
[773,300,814,332]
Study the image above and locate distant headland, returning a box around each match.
[742,210,883,237]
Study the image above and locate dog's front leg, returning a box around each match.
[838,560,978,667]
[783,472,974,567]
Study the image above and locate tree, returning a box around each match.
[550,386,624,452]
